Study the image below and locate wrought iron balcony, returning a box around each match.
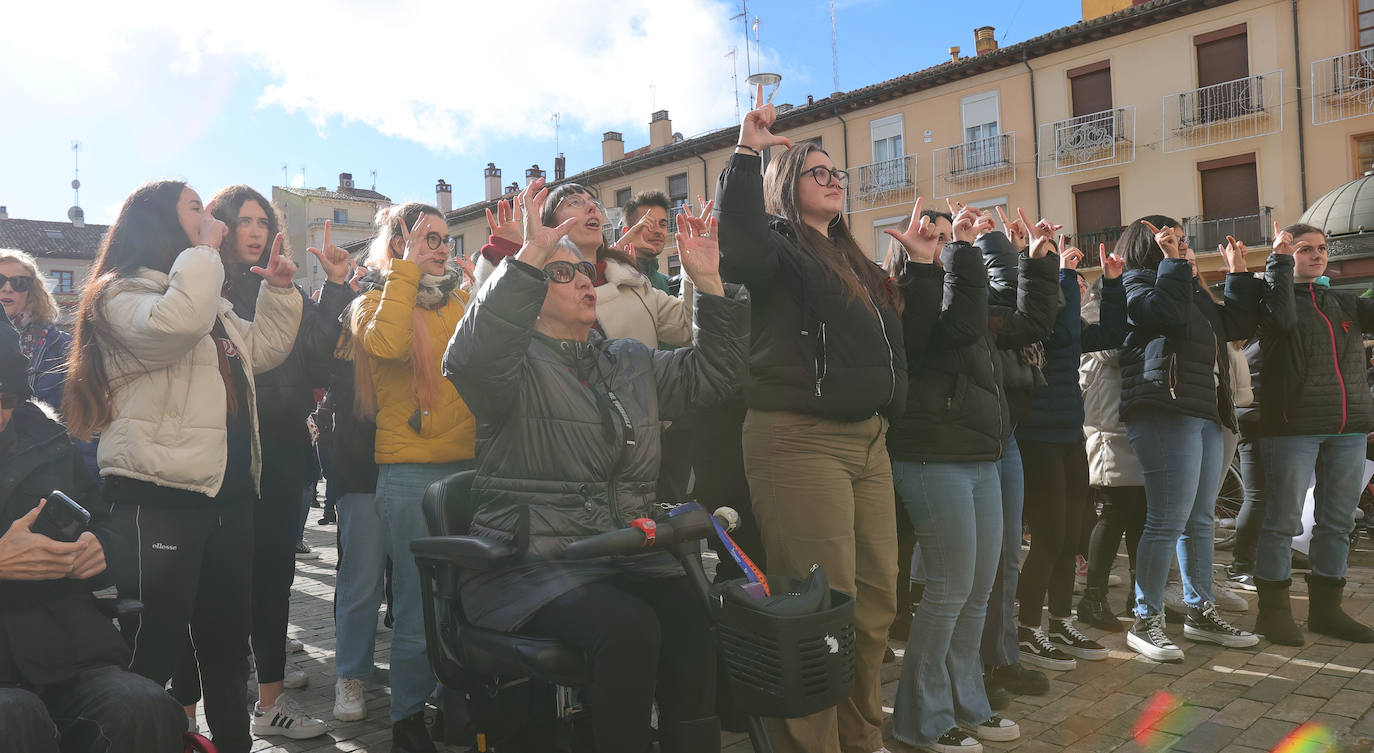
[1036,106,1135,178]
[1162,71,1283,153]
[1070,226,1125,267]
[1312,49,1374,125]
[1183,207,1273,252]
[846,155,917,214]
[932,133,1016,198]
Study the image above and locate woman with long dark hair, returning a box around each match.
[63,180,302,753]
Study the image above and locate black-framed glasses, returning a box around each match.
[544,260,596,284]
[0,274,35,293]
[804,166,849,188]
[424,232,454,251]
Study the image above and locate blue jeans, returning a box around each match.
[376,461,472,722]
[1127,409,1225,617]
[334,492,385,681]
[981,432,1023,669]
[1257,434,1366,581]
[891,460,1001,747]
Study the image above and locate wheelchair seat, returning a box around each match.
[414,470,589,689]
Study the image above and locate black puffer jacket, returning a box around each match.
[981,231,1061,422]
[1258,253,1374,436]
[1119,258,1262,430]
[442,259,749,631]
[716,153,905,422]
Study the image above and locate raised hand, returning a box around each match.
[1140,219,1181,259]
[199,199,228,250]
[308,220,352,285]
[696,195,714,221]
[996,206,1029,250]
[676,213,724,296]
[1099,243,1125,279]
[1220,235,1248,273]
[737,82,793,153]
[347,264,367,292]
[515,177,579,269]
[946,199,990,245]
[1059,236,1084,270]
[1018,207,1063,259]
[485,198,522,246]
[610,211,654,254]
[454,254,476,291]
[885,196,941,264]
[1272,221,1295,256]
[250,233,298,288]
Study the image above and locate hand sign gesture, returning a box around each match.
[610,211,654,255]
[486,198,522,246]
[1059,237,1084,270]
[947,199,992,245]
[1099,243,1125,279]
[395,212,436,267]
[199,199,228,250]
[1220,235,1248,273]
[696,195,715,222]
[1140,219,1181,259]
[676,213,725,297]
[1272,221,1295,256]
[738,82,793,153]
[514,177,579,269]
[250,233,298,288]
[308,220,352,285]
[996,206,1029,250]
[454,254,476,291]
[885,196,941,264]
[1017,207,1063,259]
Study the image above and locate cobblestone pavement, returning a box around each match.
[233,516,1374,752]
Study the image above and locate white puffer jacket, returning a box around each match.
[95,246,302,496]
[1080,289,1143,488]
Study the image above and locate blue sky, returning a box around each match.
[0,0,1085,225]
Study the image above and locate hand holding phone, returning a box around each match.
[32,490,91,543]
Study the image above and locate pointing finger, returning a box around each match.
[1141,219,1160,236]
[755,82,764,109]
[324,220,332,250]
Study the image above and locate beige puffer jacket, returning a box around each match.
[95,245,302,496]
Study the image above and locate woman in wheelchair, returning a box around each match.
[442,177,749,753]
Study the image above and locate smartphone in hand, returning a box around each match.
[32,490,91,543]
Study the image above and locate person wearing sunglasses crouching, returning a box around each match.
[443,177,748,753]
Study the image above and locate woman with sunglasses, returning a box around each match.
[473,184,693,348]
[346,201,476,753]
[444,177,746,752]
[0,250,69,409]
[716,85,905,753]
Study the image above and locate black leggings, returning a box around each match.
[1085,486,1146,590]
[1016,439,1090,623]
[1232,437,1266,573]
[525,575,716,752]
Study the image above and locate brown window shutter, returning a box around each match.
[1070,67,1114,117]
[1074,185,1123,236]
[1200,162,1259,219]
[1196,32,1249,87]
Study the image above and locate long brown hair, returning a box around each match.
[763,144,899,311]
[540,183,638,270]
[210,185,285,288]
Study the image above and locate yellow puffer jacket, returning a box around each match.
[354,258,476,465]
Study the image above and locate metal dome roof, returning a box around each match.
[1301,171,1374,237]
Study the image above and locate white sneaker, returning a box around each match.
[252,693,327,739]
[286,637,305,654]
[282,664,308,689]
[960,715,1020,742]
[334,677,366,721]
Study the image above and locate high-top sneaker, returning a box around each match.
[1018,624,1076,670]
[1183,603,1259,648]
[1048,617,1109,660]
[1128,613,1183,661]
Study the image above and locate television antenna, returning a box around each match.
[730,1,752,75]
[281,163,288,185]
[551,112,561,156]
[369,169,378,191]
[68,142,84,226]
[829,0,840,93]
[726,48,741,122]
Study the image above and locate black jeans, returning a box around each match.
[1232,437,1266,574]
[1085,486,1146,590]
[692,401,765,582]
[107,478,255,753]
[525,575,716,752]
[1016,439,1090,622]
[0,665,185,753]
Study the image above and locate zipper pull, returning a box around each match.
[1169,387,1177,399]
[814,382,823,397]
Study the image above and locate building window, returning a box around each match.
[667,173,689,203]
[1068,61,1112,117]
[1195,24,1248,88]
[43,229,63,240]
[961,91,1002,170]
[1355,133,1374,177]
[333,209,348,224]
[615,187,632,210]
[1360,0,1374,49]
[452,235,465,258]
[1072,178,1122,258]
[1193,153,1264,249]
[869,114,906,189]
[48,270,74,293]
[797,136,823,150]
[872,215,906,263]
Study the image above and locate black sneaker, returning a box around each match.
[1017,624,1076,670]
[1224,565,1256,592]
[929,727,982,753]
[392,709,437,753]
[1184,603,1259,648]
[959,715,1020,742]
[1128,613,1183,661]
[989,663,1049,696]
[1048,617,1109,660]
[982,671,1010,710]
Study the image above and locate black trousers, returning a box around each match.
[525,575,717,753]
[1016,439,1090,622]
[107,478,255,753]
[691,401,765,582]
[1085,485,1146,590]
[0,665,185,753]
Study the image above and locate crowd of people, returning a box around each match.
[0,83,1371,753]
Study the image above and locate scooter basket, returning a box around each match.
[710,577,856,718]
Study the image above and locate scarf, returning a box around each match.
[18,320,44,362]
[415,264,464,309]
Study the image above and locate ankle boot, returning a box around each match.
[1078,586,1125,632]
[1254,577,1304,646]
[660,717,722,753]
[391,709,437,753]
[1306,573,1374,643]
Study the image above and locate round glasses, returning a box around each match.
[804,166,849,188]
[422,232,454,251]
[555,195,606,215]
[544,260,596,284]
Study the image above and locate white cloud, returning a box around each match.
[2,0,758,155]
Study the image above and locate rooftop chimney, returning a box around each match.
[554,154,566,182]
[435,179,452,213]
[484,163,502,201]
[505,182,520,195]
[602,131,625,164]
[974,26,997,55]
[650,110,673,149]
[0,206,7,220]
[949,46,961,62]
[339,172,355,190]
[525,164,546,183]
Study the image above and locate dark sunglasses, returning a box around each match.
[0,395,18,410]
[544,260,596,284]
[0,274,35,293]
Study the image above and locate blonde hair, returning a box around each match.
[0,249,60,328]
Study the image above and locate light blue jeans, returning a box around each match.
[1257,433,1366,581]
[892,460,1002,748]
[334,492,385,681]
[981,432,1024,669]
[377,461,472,722]
[1126,409,1225,617]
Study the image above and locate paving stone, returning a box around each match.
[1242,677,1298,704]
[1293,670,1350,698]
[1172,722,1242,753]
[1211,698,1271,729]
[1261,693,1326,723]
[1233,717,1307,750]
[1320,688,1374,718]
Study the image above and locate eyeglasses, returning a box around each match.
[423,233,454,251]
[0,395,18,410]
[555,195,605,215]
[0,274,35,293]
[804,166,849,188]
[544,260,596,284]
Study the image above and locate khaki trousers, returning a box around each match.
[742,409,898,753]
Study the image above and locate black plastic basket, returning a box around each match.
[710,576,856,719]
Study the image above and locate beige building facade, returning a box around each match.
[273,173,391,292]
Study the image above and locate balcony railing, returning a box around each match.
[1162,70,1283,153]
[932,133,1016,198]
[1036,106,1136,178]
[846,155,917,214]
[1070,226,1126,267]
[1183,207,1273,252]
[1312,49,1374,125]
